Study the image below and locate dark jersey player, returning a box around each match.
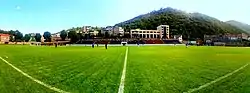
[92,42,95,48]
[105,42,108,49]
[186,43,188,48]
[55,43,58,48]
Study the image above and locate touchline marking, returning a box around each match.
[0,56,70,93]
[184,63,249,93]
[118,47,128,93]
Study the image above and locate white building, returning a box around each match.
[157,25,170,39]
[41,36,45,42]
[89,31,99,36]
[101,26,114,35]
[130,29,160,38]
[130,25,170,39]
[51,32,60,37]
[82,26,91,33]
[113,26,124,36]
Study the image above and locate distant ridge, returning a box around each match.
[115,7,245,39]
[226,20,250,34]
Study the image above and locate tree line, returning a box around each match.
[1,26,108,43]
[0,30,52,42]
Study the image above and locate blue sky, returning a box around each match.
[0,0,249,34]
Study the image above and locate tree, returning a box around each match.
[84,34,90,39]
[23,34,31,42]
[43,31,51,42]
[9,35,15,42]
[77,33,84,39]
[104,31,110,38]
[35,33,42,42]
[8,30,15,35]
[68,31,79,43]
[60,30,67,41]
[97,30,103,37]
[14,30,23,41]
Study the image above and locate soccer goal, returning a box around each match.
[121,42,128,46]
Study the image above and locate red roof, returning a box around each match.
[0,34,10,36]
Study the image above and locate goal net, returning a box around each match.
[121,42,128,46]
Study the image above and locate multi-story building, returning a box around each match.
[29,33,36,37]
[89,31,99,36]
[113,26,124,36]
[157,25,170,39]
[51,32,60,37]
[130,25,170,39]
[242,33,249,40]
[51,32,61,41]
[130,29,160,38]
[101,26,124,37]
[101,26,114,35]
[0,34,10,42]
[82,26,91,33]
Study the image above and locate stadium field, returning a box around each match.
[0,45,250,93]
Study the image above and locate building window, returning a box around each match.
[150,34,153,38]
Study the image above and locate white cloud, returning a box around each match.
[15,6,21,10]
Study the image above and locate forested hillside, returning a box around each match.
[226,20,250,34]
[115,7,245,40]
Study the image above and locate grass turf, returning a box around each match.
[0,45,250,93]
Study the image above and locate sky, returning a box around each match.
[0,0,249,34]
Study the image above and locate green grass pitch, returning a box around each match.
[0,45,250,93]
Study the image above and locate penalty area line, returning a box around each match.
[0,56,70,93]
[184,63,249,93]
[118,47,128,93]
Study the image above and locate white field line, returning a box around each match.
[118,47,129,93]
[0,56,70,93]
[184,63,249,93]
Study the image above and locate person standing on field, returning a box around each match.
[55,42,58,48]
[105,42,108,49]
[137,40,140,47]
[92,42,95,48]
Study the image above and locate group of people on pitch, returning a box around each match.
[54,42,108,49]
[92,42,108,49]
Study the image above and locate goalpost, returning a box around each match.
[121,42,127,46]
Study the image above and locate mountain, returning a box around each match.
[226,20,250,34]
[115,7,245,40]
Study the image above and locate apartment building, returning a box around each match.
[130,29,160,38]
[0,34,10,42]
[82,26,91,33]
[113,26,124,36]
[157,25,170,39]
[101,26,114,35]
[130,25,170,39]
